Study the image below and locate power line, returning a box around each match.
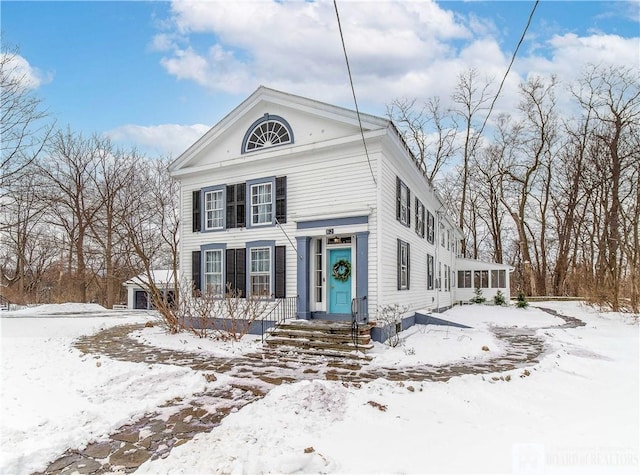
[476,0,540,139]
[333,0,377,186]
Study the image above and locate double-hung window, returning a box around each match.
[415,198,425,238]
[397,239,410,290]
[426,211,435,244]
[396,177,410,227]
[204,249,224,296]
[444,265,450,291]
[427,254,434,290]
[251,183,273,225]
[250,247,271,296]
[205,189,224,230]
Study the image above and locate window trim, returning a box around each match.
[396,177,410,227]
[246,240,276,297]
[397,239,410,290]
[200,243,226,297]
[249,247,272,296]
[426,211,435,244]
[201,185,225,232]
[246,177,276,228]
[241,113,294,154]
[415,198,425,238]
[427,254,434,290]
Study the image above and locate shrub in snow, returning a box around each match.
[149,278,269,341]
[180,283,269,341]
[493,290,506,306]
[375,304,407,347]
[515,291,529,309]
[470,287,486,304]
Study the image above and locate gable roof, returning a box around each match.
[168,86,390,173]
[123,270,176,288]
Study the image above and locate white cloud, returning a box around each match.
[105,123,211,157]
[1,53,52,89]
[153,0,638,120]
[157,0,472,104]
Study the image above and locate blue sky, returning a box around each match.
[2,0,638,157]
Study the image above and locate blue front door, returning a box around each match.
[329,248,352,314]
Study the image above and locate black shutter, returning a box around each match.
[406,242,410,290]
[406,187,411,228]
[225,248,236,294]
[236,248,246,296]
[274,245,286,298]
[275,176,287,224]
[421,204,425,238]
[396,177,401,221]
[397,239,401,290]
[226,185,236,229]
[192,250,201,293]
[192,190,201,232]
[237,183,246,227]
[225,248,247,296]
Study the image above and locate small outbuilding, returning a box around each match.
[123,270,176,310]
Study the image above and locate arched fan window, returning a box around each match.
[241,114,294,153]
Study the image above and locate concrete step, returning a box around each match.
[265,336,373,351]
[265,319,375,358]
[268,328,372,345]
[263,343,373,361]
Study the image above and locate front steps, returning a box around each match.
[264,320,375,359]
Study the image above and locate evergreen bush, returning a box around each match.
[470,287,486,304]
[515,291,529,308]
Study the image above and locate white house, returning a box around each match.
[169,86,509,324]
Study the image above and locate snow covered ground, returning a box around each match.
[0,305,215,474]
[1,301,638,474]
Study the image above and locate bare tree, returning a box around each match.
[498,76,558,296]
[37,129,103,302]
[88,143,140,307]
[574,65,640,311]
[0,171,56,302]
[452,68,493,257]
[0,45,52,197]
[472,142,506,263]
[386,96,458,182]
[119,157,180,326]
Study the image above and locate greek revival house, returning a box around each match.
[169,87,510,324]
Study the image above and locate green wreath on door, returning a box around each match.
[332,259,351,282]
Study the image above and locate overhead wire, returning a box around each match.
[476,0,540,139]
[333,0,377,186]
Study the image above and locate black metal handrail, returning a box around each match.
[351,296,368,351]
[261,296,298,342]
[351,296,368,325]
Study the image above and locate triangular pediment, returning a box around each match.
[169,86,389,173]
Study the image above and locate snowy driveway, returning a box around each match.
[30,307,580,474]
